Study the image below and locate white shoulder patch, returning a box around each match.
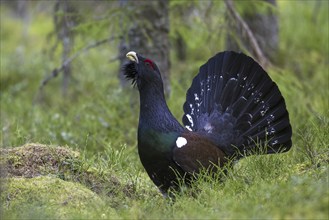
[176,137,187,148]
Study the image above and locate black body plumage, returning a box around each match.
[123,51,292,195]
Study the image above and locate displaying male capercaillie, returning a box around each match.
[123,51,292,196]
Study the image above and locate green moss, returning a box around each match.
[0,143,132,198]
[0,144,132,219]
[1,143,80,178]
[1,176,118,219]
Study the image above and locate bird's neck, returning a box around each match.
[138,85,183,133]
[137,85,182,163]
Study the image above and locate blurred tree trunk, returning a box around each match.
[174,31,187,61]
[17,0,29,37]
[54,0,77,96]
[225,0,278,65]
[3,0,30,37]
[118,0,171,95]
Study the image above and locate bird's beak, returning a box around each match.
[126,51,139,63]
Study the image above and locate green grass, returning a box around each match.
[1,1,328,219]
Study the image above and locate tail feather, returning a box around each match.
[246,107,289,140]
[219,78,238,110]
[231,97,248,118]
[182,51,292,157]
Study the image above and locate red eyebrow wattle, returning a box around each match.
[144,59,154,69]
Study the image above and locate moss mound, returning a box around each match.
[0,143,136,219]
[1,143,80,178]
[1,176,118,219]
[0,143,126,195]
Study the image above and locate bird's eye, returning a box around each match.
[144,59,155,70]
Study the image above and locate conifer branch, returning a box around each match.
[39,36,120,89]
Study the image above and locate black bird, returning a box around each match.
[123,51,292,195]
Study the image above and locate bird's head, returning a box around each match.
[123,51,163,90]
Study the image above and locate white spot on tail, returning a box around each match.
[186,114,194,127]
[185,125,192,131]
[189,104,195,115]
[266,127,276,135]
[194,93,199,101]
[204,122,213,133]
[271,139,278,145]
[176,137,187,148]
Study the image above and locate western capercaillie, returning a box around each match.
[123,51,292,196]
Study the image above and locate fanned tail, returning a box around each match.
[182,51,292,158]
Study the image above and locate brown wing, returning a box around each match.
[172,132,228,174]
